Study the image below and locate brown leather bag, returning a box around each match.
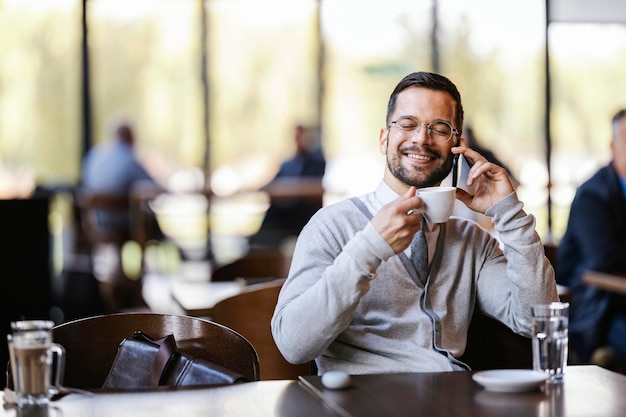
[103,331,250,389]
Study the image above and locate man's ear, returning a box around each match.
[379,128,388,155]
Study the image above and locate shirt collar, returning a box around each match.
[374,181,399,205]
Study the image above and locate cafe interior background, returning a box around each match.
[1,0,626,374]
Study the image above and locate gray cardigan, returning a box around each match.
[271,182,558,374]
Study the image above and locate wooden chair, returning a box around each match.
[211,249,292,283]
[52,312,260,389]
[74,188,132,246]
[543,241,559,268]
[543,241,571,302]
[209,279,313,380]
[73,188,146,312]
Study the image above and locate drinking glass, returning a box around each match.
[531,302,569,383]
[7,320,65,407]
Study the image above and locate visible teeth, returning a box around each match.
[407,153,430,160]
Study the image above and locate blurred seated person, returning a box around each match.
[249,124,326,249]
[556,108,626,372]
[80,119,164,311]
[81,119,162,242]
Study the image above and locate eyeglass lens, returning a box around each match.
[392,117,453,143]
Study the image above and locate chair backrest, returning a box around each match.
[543,241,559,269]
[209,279,313,380]
[74,188,131,245]
[211,249,292,282]
[52,313,260,389]
[543,241,571,302]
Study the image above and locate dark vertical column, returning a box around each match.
[200,0,212,257]
[431,0,440,74]
[200,0,210,184]
[545,0,553,239]
[80,0,92,165]
[314,0,325,151]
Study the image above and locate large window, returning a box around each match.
[0,0,81,191]
[88,0,204,184]
[208,0,319,194]
[549,23,626,239]
[438,0,549,236]
[321,0,433,200]
[3,0,626,243]
[206,0,319,241]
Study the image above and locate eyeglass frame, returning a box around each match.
[387,116,460,144]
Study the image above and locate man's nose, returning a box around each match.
[410,123,430,143]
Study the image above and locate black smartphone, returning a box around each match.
[451,154,460,188]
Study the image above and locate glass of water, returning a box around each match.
[531,302,569,384]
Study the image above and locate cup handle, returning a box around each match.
[50,343,66,393]
[6,334,14,390]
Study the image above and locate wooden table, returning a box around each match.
[2,366,624,417]
[583,270,626,295]
[0,381,340,417]
[261,178,324,202]
[299,365,626,417]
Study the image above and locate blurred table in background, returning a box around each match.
[142,272,243,317]
[583,270,626,295]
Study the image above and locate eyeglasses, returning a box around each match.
[388,116,459,144]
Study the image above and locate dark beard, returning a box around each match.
[386,142,454,188]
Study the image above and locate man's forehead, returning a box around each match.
[394,88,456,119]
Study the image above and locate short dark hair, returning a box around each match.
[116,123,135,146]
[612,109,626,135]
[386,72,464,132]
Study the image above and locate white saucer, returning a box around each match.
[472,369,549,393]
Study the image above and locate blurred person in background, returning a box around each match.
[81,119,160,237]
[556,108,626,373]
[79,118,163,312]
[249,124,326,250]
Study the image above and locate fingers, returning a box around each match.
[452,140,510,187]
[466,160,498,186]
[397,187,425,221]
[371,187,425,253]
[452,138,486,170]
[454,187,472,208]
[452,139,515,212]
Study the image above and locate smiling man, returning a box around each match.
[271,71,558,375]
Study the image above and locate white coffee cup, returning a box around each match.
[417,186,456,223]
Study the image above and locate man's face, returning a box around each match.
[379,87,458,193]
[612,117,626,178]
